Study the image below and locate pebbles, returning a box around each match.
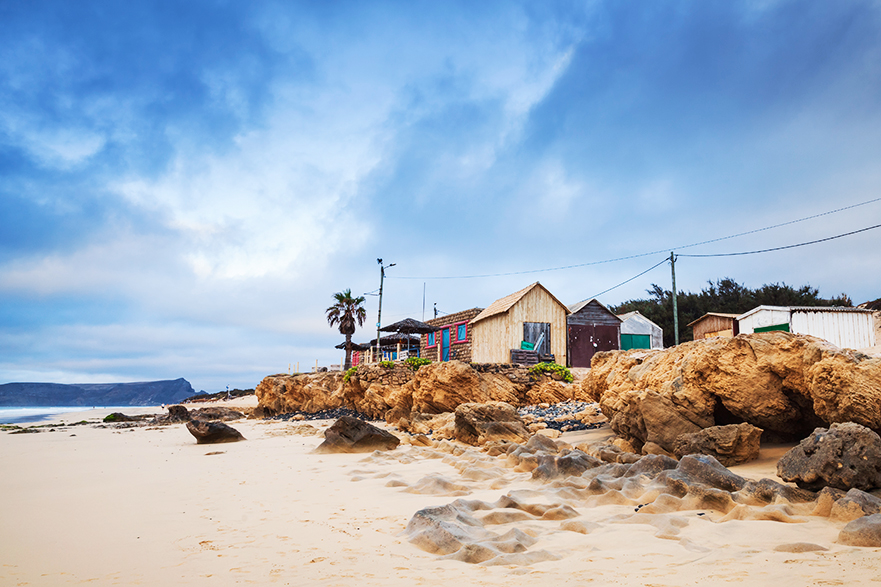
[270,407,379,423]
[517,400,606,433]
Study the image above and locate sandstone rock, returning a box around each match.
[167,404,190,422]
[314,416,400,453]
[454,402,529,446]
[673,423,763,466]
[777,422,881,491]
[190,407,245,421]
[531,450,602,481]
[829,488,881,522]
[584,332,881,450]
[837,513,881,547]
[186,420,245,444]
[256,372,345,416]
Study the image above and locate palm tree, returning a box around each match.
[326,289,367,370]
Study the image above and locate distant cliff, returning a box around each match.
[0,378,195,407]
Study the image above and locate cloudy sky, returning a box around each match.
[2,0,880,392]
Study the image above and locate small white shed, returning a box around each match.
[736,306,876,350]
[616,311,664,349]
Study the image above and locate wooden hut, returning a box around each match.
[420,308,484,362]
[617,311,663,349]
[469,282,569,365]
[567,299,622,367]
[688,312,740,340]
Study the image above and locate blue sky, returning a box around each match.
[2,0,880,392]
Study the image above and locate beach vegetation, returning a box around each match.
[379,360,395,368]
[343,367,358,382]
[529,362,574,383]
[326,288,368,370]
[405,356,431,371]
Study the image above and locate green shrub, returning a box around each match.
[379,360,395,369]
[529,362,574,383]
[404,356,431,371]
[343,366,358,382]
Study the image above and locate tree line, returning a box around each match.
[611,278,852,348]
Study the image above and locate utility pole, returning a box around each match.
[375,259,395,362]
[433,303,438,318]
[670,251,679,346]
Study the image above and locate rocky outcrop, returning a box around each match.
[256,361,578,424]
[838,513,881,547]
[186,420,245,444]
[583,332,881,452]
[453,402,529,446]
[777,423,881,491]
[314,416,400,453]
[673,423,763,466]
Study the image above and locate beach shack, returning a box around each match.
[469,282,569,366]
[420,308,484,362]
[688,312,740,340]
[736,305,876,350]
[567,298,622,368]
[617,310,664,350]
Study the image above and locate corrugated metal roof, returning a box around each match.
[470,282,568,325]
[736,305,872,321]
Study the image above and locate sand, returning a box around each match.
[2,398,879,586]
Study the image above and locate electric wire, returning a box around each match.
[390,196,881,280]
[679,223,881,257]
[581,257,670,302]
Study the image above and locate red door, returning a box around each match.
[569,324,619,368]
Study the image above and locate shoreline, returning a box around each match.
[1,397,878,585]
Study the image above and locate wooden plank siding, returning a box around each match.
[470,283,568,365]
[566,299,622,368]
[690,313,740,340]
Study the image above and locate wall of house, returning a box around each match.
[790,310,876,350]
[620,314,664,349]
[471,287,567,365]
[693,316,737,340]
[737,308,792,335]
[419,308,483,362]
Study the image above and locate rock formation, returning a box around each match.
[583,332,881,452]
[255,361,577,423]
[673,423,763,466]
[777,423,881,491]
[453,402,529,446]
[838,513,881,547]
[314,416,400,453]
[186,420,245,444]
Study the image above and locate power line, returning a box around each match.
[390,196,881,280]
[581,257,669,302]
[679,223,881,257]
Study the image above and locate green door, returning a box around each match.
[754,323,790,333]
[621,334,651,350]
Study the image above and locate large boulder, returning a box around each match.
[673,423,763,466]
[583,332,881,451]
[314,416,400,453]
[777,423,881,491]
[256,372,345,415]
[186,420,245,444]
[837,513,881,547]
[454,402,529,446]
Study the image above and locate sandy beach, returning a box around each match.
[2,397,879,586]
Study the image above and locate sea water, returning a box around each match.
[0,407,132,425]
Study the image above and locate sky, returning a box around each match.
[1,0,880,392]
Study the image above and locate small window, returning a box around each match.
[427,332,435,346]
[457,323,467,342]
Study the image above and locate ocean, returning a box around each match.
[0,407,132,425]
